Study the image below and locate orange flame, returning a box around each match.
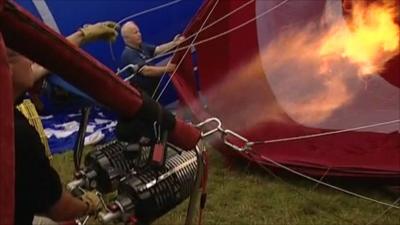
[259,1,399,125]
[319,1,399,76]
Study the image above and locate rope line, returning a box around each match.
[151,0,255,98]
[250,151,400,209]
[179,0,255,43]
[154,0,221,101]
[246,152,357,225]
[365,197,400,225]
[117,0,184,25]
[249,119,400,145]
[310,167,332,191]
[144,0,290,65]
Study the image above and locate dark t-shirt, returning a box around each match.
[120,43,160,96]
[14,109,62,225]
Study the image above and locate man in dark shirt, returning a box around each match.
[14,107,63,224]
[9,50,96,225]
[8,21,119,224]
[120,21,184,97]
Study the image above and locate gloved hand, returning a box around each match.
[165,63,176,73]
[80,191,102,215]
[80,21,119,43]
[173,34,185,46]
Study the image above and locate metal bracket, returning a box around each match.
[196,117,222,138]
[222,129,251,152]
[196,117,252,152]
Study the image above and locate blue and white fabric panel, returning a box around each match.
[41,107,117,154]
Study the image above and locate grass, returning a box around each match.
[51,147,399,225]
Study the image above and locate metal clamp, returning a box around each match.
[196,117,222,138]
[222,129,251,152]
[195,117,252,152]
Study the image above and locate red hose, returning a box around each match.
[0,33,15,225]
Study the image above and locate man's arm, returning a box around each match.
[140,63,176,77]
[45,190,100,221]
[30,21,119,83]
[154,35,185,55]
[44,191,88,221]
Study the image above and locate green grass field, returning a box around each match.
[51,148,399,225]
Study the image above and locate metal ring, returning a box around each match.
[222,129,251,152]
[196,117,222,138]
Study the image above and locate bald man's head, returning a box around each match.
[121,21,142,48]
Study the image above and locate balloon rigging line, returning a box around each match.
[150,0,255,98]
[149,0,255,99]
[184,0,290,48]
[249,119,400,145]
[150,61,168,99]
[309,167,332,191]
[154,0,221,102]
[109,41,117,63]
[249,151,400,209]
[117,0,184,25]
[246,152,358,225]
[154,0,290,100]
[177,0,255,43]
[144,0,290,65]
[365,197,400,225]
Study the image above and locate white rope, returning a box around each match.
[365,197,400,225]
[178,0,255,42]
[117,0,184,25]
[150,0,255,98]
[251,152,400,209]
[154,0,289,100]
[109,41,118,64]
[187,0,289,47]
[145,0,289,64]
[250,119,400,145]
[154,0,221,102]
[151,60,170,99]
[247,153,359,224]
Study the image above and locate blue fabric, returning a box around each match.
[41,106,117,154]
[37,75,95,115]
[120,43,161,96]
[47,75,95,103]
